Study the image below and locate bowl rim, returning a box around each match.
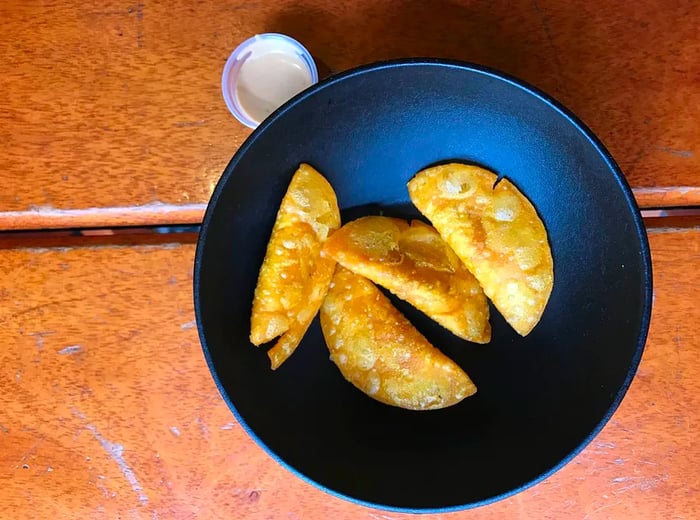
[194,57,654,513]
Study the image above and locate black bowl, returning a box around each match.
[194,59,652,512]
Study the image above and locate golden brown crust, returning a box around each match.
[250,164,340,368]
[408,163,553,336]
[322,216,490,343]
[266,254,336,369]
[320,266,477,410]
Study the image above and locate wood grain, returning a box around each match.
[1,0,698,231]
[1,229,698,518]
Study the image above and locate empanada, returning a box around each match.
[320,266,477,410]
[250,163,340,368]
[408,163,553,336]
[323,216,490,343]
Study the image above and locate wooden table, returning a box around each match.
[1,1,698,518]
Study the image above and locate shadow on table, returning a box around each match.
[268,1,540,83]
[266,0,662,175]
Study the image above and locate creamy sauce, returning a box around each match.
[236,52,312,123]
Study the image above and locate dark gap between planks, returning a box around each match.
[0,208,699,249]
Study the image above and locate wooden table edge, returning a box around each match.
[0,188,698,231]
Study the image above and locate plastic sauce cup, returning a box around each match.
[222,33,319,128]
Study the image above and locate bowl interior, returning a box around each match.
[195,60,651,511]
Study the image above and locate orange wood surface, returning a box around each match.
[1,228,698,519]
[1,0,699,231]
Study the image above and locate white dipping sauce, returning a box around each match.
[235,46,313,123]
